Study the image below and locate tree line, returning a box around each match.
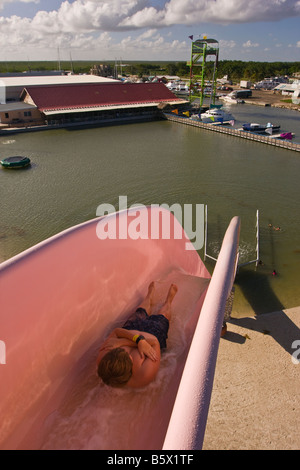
[160,60,300,81]
[0,60,299,82]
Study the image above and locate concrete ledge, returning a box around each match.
[203,307,300,450]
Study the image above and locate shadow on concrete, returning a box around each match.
[221,330,247,345]
[227,263,300,357]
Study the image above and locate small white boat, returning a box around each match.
[221,95,244,104]
[175,84,189,95]
[200,108,235,123]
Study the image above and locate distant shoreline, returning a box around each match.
[232,87,300,112]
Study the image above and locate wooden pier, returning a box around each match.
[164,113,300,153]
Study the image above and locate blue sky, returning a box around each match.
[0,0,299,63]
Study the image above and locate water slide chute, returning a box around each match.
[0,207,240,449]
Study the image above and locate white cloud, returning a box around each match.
[2,0,300,36]
[48,0,149,33]
[219,39,236,49]
[243,40,259,48]
[137,28,158,40]
[0,0,299,60]
[120,6,164,28]
[106,30,188,59]
[121,0,300,28]
[0,10,189,60]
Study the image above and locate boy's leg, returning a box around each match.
[155,284,178,321]
[137,281,155,314]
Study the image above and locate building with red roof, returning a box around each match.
[19,82,187,127]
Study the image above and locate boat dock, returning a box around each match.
[164,113,300,153]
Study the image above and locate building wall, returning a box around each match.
[0,107,43,125]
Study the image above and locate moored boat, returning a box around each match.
[242,122,280,134]
[268,132,295,140]
[0,156,31,169]
[278,132,294,140]
[200,107,235,124]
[221,95,244,104]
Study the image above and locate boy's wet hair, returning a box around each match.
[97,347,133,387]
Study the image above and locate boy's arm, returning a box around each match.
[128,340,161,388]
[114,328,157,346]
[114,328,159,361]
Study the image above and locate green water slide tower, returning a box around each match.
[187,37,219,109]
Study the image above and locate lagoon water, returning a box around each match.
[1,103,300,316]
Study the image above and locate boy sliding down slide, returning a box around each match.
[97,282,178,388]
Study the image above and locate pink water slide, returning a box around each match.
[0,207,240,450]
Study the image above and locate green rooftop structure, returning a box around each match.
[187,37,219,108]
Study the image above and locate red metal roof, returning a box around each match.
[24,82,180,112]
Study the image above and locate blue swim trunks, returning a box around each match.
[123,308,169,350]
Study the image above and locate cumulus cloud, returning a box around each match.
[219,39,236,49]
[2,0,300,35]
[243,40,259,48]
[121,0,300,28]
[112,31,187,60]
[0,0,299,59]
[42,0,149,33]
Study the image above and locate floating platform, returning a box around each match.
[0,156,31,168]
[164,114,300,152]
